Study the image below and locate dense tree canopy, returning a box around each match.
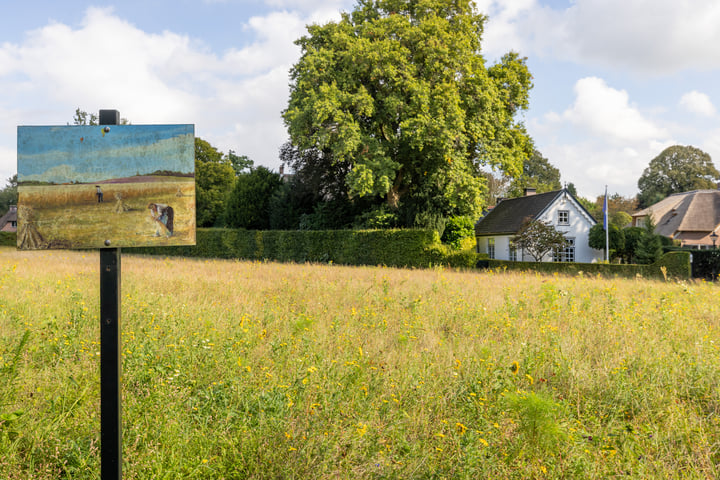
[224,167,283,230]
[195,138,236,227]
[637,145,719,208]
[588,222,624,261]
[0,175,17,215]
[587,193,637,223]
[283,0,533,225]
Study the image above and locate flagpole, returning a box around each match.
[604,185,609,262]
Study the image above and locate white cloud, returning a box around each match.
[479,0,720,74]
[223,11,306,76]
[529,77,678,198]
[561,0,720,73]
[538,139,677,199]
[478,0,537,58]
[679,91,716,117]
[562,77,667,144]
[0,5,348,182]
[263,0,354,23]
[703,128,720,163]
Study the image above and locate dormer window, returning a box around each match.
[558,210,569,225]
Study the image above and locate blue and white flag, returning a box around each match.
[602,186,608,231]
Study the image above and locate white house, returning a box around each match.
[475,188,603,263]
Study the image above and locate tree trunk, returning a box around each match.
[386,169,406,210]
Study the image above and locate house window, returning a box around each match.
[11,221,16,228]
[553,238,575,262]
[488,238,495,259]
[509,244,517,262]
[558,210,569,225]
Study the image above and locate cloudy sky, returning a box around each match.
[1,0,718,200]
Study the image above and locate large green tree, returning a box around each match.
[283,0,533,225]
[637,145,719,208]
[195,138,235,227]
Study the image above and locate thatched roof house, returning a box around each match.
[0,205,17,232]
[632,190,720,247]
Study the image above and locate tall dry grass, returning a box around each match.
[0,247,718,478]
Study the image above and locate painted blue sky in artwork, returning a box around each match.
[18,124,194,184]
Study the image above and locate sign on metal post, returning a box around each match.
[17,111,196,479]
[99,109,122,480]
[16,121,195,250]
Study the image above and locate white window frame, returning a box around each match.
[553,237,575,262]
[509,244,517,261]
[558,210,570,226]
[488,238,495,259]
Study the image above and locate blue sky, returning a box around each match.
[1,0,718,199]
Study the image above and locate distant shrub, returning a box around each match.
[0,232,16,247]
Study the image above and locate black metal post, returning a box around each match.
[99,109,121,480]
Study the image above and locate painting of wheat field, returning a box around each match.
[17,124,195,250]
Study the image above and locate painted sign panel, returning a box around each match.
[17,124,195,250]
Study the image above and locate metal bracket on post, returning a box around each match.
[99,109,122,480]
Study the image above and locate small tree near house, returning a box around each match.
[513,217,568,262]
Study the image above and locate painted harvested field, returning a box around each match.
[18,178,195,249]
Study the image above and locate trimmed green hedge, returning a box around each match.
[683,249,720,280]
[0,232,16,247]
[486,251,691,280]
[128,228,479,269]
[4,226,690,279]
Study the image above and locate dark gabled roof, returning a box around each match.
[474,190,563,236]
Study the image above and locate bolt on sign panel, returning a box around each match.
[17,124,195,250]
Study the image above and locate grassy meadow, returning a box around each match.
[0,247,719,478]
[18,179,195,249]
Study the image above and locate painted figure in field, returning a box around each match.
[148,203,174,237]
[96,185,104,203]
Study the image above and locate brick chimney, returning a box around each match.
[524,187,536,196]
